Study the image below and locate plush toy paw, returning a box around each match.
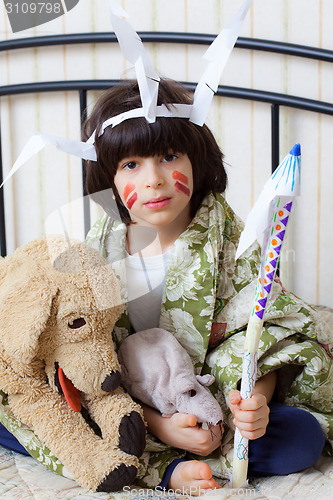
[119,410,146,458]
[101,371,122,392]
[97,464,138,492]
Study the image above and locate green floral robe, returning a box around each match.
[0,192,331,486]
[86,192,333,486]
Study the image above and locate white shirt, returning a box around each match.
[125,250,171,332]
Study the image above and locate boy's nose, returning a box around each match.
[144,159,164,188]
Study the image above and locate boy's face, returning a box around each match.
[113,152,194,231]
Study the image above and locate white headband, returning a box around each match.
[86,103,194,146]
[1,0,254,188]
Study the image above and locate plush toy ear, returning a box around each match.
[196,374,215,387]
[0,254,58,365]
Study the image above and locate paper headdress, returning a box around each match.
[1,0,254,188]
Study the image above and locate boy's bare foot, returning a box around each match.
[167,460,221,496]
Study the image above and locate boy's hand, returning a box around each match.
[164,413,223,456]
[142,404,223,455]
[229,390,270,440]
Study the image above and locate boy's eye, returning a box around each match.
[123,161,138,170]
[162,154,178,163]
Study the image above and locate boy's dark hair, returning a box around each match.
[82,78,227,224]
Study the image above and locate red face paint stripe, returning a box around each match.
[123,182,136,200]
[175,181,190,197]
[172,170,188,185]
[126,192,138,209]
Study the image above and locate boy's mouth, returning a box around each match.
[145,197,171,209]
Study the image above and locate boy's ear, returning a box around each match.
[0,255,58,365]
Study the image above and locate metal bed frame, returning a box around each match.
[1,32,333,257]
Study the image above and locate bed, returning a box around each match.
[0,447,331,499]
[0,29,333,499]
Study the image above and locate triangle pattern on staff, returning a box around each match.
[253,199,294,320]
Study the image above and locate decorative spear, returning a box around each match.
[232,144,301,488]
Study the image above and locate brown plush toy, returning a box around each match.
[0,236,146,492]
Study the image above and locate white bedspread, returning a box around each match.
[0,446,332,499]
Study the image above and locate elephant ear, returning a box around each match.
[0,253,58,366]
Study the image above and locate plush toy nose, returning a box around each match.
[101,371,121,392]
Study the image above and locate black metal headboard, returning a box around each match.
[1,33,333,257]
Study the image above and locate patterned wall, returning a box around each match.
[0,0,332,307]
